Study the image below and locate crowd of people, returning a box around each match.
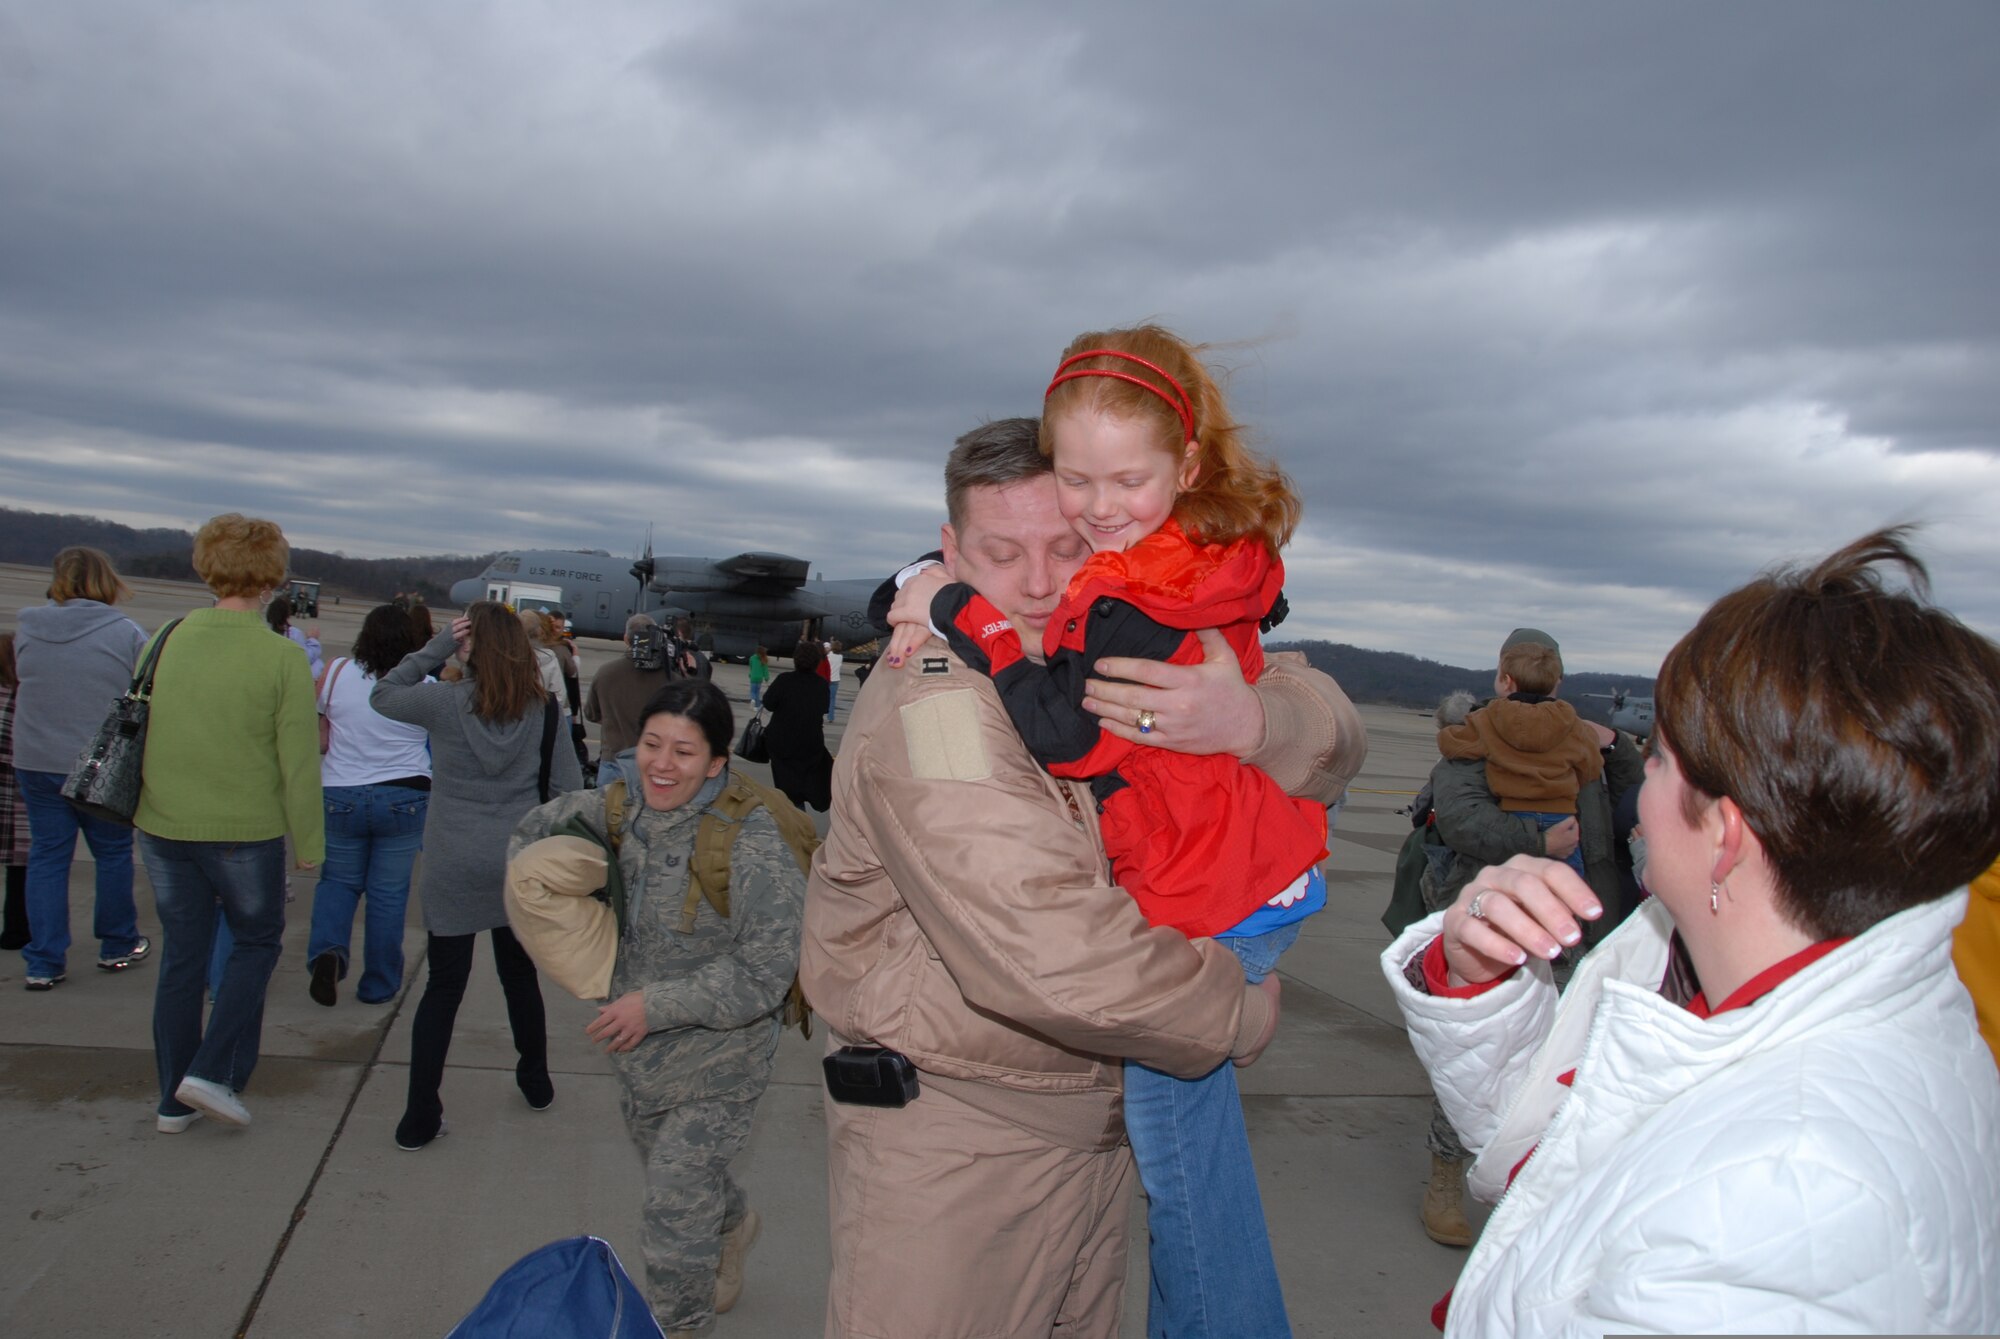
[6,323,1999,1338]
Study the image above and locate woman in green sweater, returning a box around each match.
[138,514,324,1134]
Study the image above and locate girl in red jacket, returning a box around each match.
[893,324,1324,1338]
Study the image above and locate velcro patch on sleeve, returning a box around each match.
[900,689,991,781]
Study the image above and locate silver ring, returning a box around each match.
[1467,891,1488,921]
[1136,709,1156,734]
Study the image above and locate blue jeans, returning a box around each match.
[1521,811,1588,880]
[1219,921,1302,984]
[308,785,426,1003]
[1123,933,1293,1339]
[18,768,140,977]
[141,834,287,1114]
[826,680,839,721]
[748,680,764,712]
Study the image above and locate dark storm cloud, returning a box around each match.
[2,0,1996,673]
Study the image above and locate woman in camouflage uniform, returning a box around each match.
[510,680,805,1337]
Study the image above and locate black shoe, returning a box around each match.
[517,1063,555,1112]
[395,1114,446,1151]
[308,951,340,1007]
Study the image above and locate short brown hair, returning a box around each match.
[792,638,824,674]
[192,514,288,599]
[1655,526,2000,939]
[945,418,1048,530]
[466,600,544,723]
[1499,641,1564,695]
[49,546,130,605]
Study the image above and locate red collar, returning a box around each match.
[1685,937,1851,1020]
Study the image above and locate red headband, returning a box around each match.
[1045,349,1197,443]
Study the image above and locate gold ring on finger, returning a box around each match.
[1136,708,1157,734]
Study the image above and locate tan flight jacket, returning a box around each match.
[801,644,1365,1118]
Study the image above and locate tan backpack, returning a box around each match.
[602,772,817,1036]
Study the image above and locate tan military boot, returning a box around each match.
[714,1208,762,1313]
[1421,1153,1473,1247]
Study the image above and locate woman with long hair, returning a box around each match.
[138,515,323,1132]
[13,546,151,990]
[1387,528,2000,1334]
[372,600,581,1149]
[306,604,431,1007]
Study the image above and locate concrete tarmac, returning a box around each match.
[1,566,1482,1337]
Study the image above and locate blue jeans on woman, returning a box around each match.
[141,834,286,1116]
[307,784,427,1003]
[1124,924,1301,1339]
[18,768,142,978]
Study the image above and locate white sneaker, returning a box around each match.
[175,1076,251,1127]
[157,1109,203,1134]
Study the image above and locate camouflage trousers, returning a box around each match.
[1420,859,1470,1164]
[620,1085,759,1334]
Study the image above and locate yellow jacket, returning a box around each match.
[1957,859,2000,1069]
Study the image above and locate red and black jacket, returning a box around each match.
[935,520,1327,937]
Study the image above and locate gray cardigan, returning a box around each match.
[372,629,582,935]
[12,600,149,774]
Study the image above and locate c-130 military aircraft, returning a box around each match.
[449,544,888,659]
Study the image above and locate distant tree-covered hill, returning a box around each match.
[1269,638,1657,722]
[1,507,493,606]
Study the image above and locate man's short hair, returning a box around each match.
[945,418,1049,530]
[625,613,656,637]
[1436,690,1478,726]
[1499,640,1564,694]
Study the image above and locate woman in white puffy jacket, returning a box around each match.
[1384,527,2000,1337]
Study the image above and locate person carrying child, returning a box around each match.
[1435,630,1601,881]
[887,324,1326,1338]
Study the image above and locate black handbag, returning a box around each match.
[62,618,183,826]
[734,711,770,764]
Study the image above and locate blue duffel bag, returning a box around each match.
[446,1236,662,1339]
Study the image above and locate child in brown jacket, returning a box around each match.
[1437,627,1601,878]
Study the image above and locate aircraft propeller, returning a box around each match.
[630,529,656,607]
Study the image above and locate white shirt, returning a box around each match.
[319,659,433,787]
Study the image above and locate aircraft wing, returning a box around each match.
[713,552,811,587]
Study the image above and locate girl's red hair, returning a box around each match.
[1042,324,1300,555]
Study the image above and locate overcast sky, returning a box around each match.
[4,1,1996,674]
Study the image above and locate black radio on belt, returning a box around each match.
[822,1045,921,1108]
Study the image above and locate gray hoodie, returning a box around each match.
[12,600,150,773]
[372,628,582,935]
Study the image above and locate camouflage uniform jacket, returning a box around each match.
[510,764,805,1103]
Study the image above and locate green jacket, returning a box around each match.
[134,608,324,863]
[1431,730,1643,944]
